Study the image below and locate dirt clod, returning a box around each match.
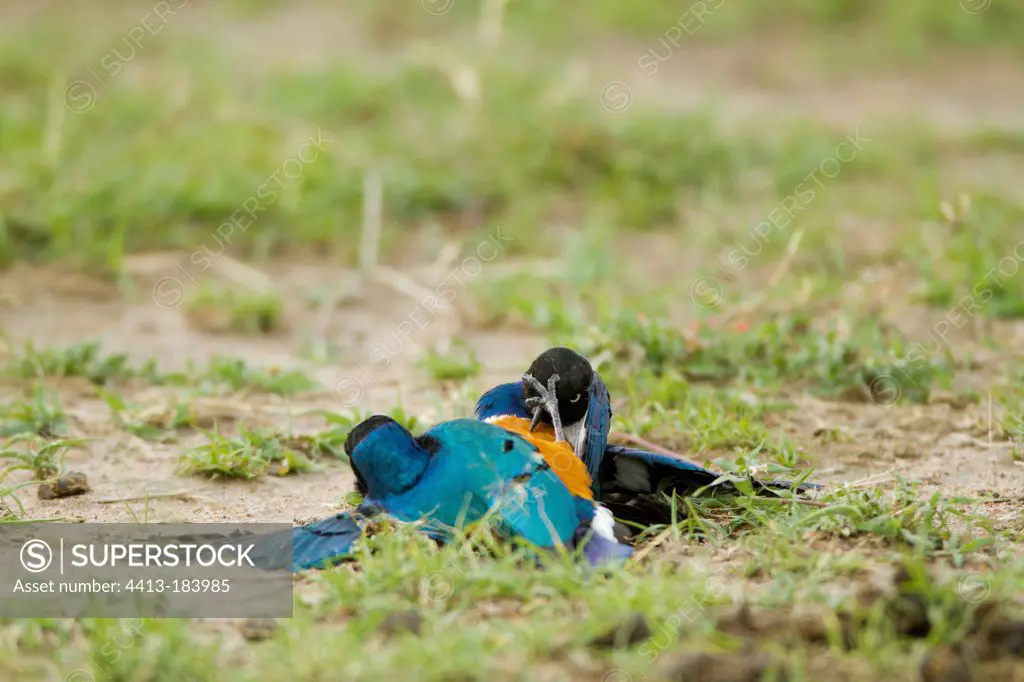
[37,471,91,499]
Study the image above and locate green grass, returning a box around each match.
[568,310,954,404]
[349,0,1024,56]
[915,194,1024,318]
[171,357,319,396]
[7,482,1019,681]
[0,435,88,480]
[416,341,482,382]
[179,427,316,479]
[612,381,807,468]
[184,286,285,335]
[2,8,994,276]
[0,388,67,438]
[997,380,1024,461]
[2,341,159,385]
[2,344,318,396]
[95,387,198,441]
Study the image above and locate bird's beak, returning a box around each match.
[529,408,543,432]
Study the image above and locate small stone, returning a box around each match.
[38,472,91,500]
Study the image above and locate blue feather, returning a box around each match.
[232,511,368,572]
[474,381,531,420]
[288,512,367,570]
[275,418,632,570]
[473,377,613,496]
[581,374,612,494]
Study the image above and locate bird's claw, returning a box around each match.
[522,373,567,442]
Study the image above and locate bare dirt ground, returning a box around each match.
[1,3,1023,549]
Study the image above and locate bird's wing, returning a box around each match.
[489,460,631,567]
[600,445,722,495]
[202,512,369,573]
[474,381,531,420]
[135,512,371,573]
[286,511,370,571]
[580,374,613,489]
[601,445,820,497]
[426,421,584,550]
[485,458,582,551]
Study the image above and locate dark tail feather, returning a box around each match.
[753,479,821,494]
[601,494,681,529]
[601,445,819,498]
[600,445,721,496]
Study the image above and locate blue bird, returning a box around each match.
[246,415,632,571]
[476,347,817,525]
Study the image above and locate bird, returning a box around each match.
[476,347,612,489]
[243,415,632,571]
[475,347,818,525]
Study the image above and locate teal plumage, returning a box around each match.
[249,416,631,571]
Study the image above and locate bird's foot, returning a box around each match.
[523,373,567,442]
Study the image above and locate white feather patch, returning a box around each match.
[591,505,618,542]
[565,419,585,452]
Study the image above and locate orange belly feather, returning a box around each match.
[486,415,592,500]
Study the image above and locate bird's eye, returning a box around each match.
[569,393,582,403]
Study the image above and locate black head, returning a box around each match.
[521,347,593,425]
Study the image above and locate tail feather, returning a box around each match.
[600,445,720,495]
[600,494,680,529]
[133,517,365,573]
[243,512,367,572]
[754,479,821,493]
[601,444,819,497]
